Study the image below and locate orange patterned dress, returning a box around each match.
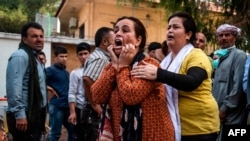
[91,57,175,141]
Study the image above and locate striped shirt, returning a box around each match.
[83,47,110,81]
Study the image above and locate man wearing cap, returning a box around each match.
[212,24,247,141]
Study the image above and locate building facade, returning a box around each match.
[56,0,167,44]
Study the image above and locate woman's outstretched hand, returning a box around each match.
[130,61,158,80]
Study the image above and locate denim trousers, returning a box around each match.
[48,104,74,141]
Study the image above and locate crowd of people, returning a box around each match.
[4,11,250,141]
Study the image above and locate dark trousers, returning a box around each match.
[181,132,218,141]
[7,108,46,141]
[74,105,99,141]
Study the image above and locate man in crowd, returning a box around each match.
[147,41,161,60]
[68,42,91,141]
[46,46,74,141]
[194,32,207,51]
[38,51,47,66]
[154,41,170,62]
[6,22,47,141]
[82,27,114,141]
[194,32,213,67]
[212,24,247,141]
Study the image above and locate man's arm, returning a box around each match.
[245,57,250,125]
[6,54,29,131]
[82,57,110,117]
[83,76,94,103]
[68,71,78,125]
[83,76,102,117]
[6,56,27,117]
[243,57,250,93]
[45,67,59,102]
[221,52,246,114]
[47,86,58,102]
[68,102,77,125]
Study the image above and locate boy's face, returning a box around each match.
[55,53,68,66]
[38,54,47,65]
[77,50,90,65]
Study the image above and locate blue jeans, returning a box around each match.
[49,104,74,141]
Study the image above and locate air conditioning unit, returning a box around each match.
[69,17,77,29]
[145,0,160,3]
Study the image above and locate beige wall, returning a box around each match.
[75,0,168,47]
[50,43,95,73]
[55,0,168,70]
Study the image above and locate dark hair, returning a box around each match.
[94,27,113,47]
[209,52,214,59]
[168,12,196,45]
[115,16,147,51]
[161,40,169,56]
[39,51,46,57]
[76,42,91,53]
[21,22,44,38]
[53,45,67,56]
[148,42,161,51]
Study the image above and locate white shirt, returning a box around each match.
[68,67,87,109]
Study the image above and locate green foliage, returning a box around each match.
[0,5,27,33]
[120,0,250,51]
[0,0,21,9]
[0,0,61,33]
[224,0,250,51]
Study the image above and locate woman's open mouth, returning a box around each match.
[115,39,122,46]
[167,35,174,41]
[113,39,123,56]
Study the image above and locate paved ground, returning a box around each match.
[7,127,68,141]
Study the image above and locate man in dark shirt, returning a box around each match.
[46,46,74,141]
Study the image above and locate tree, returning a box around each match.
[0,0,61,33]
[220,0,250,51]
[0,4,28,33]
[118,0,250,51]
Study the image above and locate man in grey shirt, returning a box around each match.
[212,24,247,141]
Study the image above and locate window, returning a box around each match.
[79,24,85,39]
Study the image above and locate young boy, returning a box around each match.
[46,46,74,141]
[68,42,91,141]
